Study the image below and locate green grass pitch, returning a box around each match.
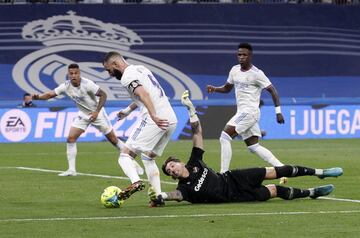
[0,139,359,238]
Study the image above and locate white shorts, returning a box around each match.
[126,118,177,156]
[227,111,261,140]
[72,110,113,135]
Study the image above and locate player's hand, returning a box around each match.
[148,187,165,207]
[117,110,129,121]
[206,85,216,93]
[276,113,285,124]
[117,106,133,121]
[89,111,99,122]
[151,115,169,130]
[32,94,39,100]
[181,90,194,109]
[147,186,157,201]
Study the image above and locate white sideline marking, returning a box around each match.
[1,210,360,223]
[14,166,177,185]
[319,197,360,203]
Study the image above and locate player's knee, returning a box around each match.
[67,137,77,143]
[247,143,259,153]
[219,131,232,143]
[141,152,156,161]
[266,185,277,197]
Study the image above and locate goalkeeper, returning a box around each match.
[148,91,343,205]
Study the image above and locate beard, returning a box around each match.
[113,69,123,80]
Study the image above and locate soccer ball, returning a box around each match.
[100,186,124,208]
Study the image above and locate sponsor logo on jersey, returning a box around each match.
[194,168,208,192]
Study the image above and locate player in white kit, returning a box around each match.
[32,63,143,176]
[206,43,287,184]
[103,52,177,204]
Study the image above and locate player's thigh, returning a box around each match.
[227,112,258,134]
[151,123,177,156]
[241,122,262,141]
[126,120,165,154]
[91,112,113,135]
[69,116,90,137]
[229,168,266,187]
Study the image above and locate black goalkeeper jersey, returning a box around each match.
[176,147,267,203]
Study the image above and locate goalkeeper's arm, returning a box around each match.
[181,90,203,149]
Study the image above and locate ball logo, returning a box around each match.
[0,109,31,142]
[12,11,203,101]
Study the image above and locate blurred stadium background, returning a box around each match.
[0,2,359,142]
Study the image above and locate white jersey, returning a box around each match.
[54,77,103,119]
[227,64,271,113]
[120,65,177,123]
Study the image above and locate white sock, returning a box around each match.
[66,143,77,172]
[220,131,232,173]
[115,139,125,151]
[118,153,141,184]
[141,153,161,195]
[315,169,323,176]
[132,159,144,175]
[248,143,284,166]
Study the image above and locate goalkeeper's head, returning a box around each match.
[162,156,187,180]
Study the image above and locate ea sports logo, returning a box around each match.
[0,109,31,142]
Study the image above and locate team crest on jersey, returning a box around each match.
[192,167,199,173]
[12,11,203,100]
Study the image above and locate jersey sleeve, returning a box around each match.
[188,147,205,163]
[85,79,100,95]
[54,83,66,96]
[122,73,143,92]
[256,70,272,89]
[226,66,236,85]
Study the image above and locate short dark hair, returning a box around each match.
[68,63,79,69]
[162,156,181,176]
[23,93,31,98]
[103,51,121,64]
[238,43,253,52]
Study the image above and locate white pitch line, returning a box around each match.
[1,210,360,223]
[14,166,177,185]
[319,197,360,203]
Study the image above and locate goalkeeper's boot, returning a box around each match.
[317,167,343,179]
[279,177,288,185]
[118,180,145,200]
[309,184,334,199]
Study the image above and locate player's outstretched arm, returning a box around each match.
[181,90,203,149]
[32,91,57,100]
[206,82,234,94]
[149,187,184,202]
[266,85,285,124]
